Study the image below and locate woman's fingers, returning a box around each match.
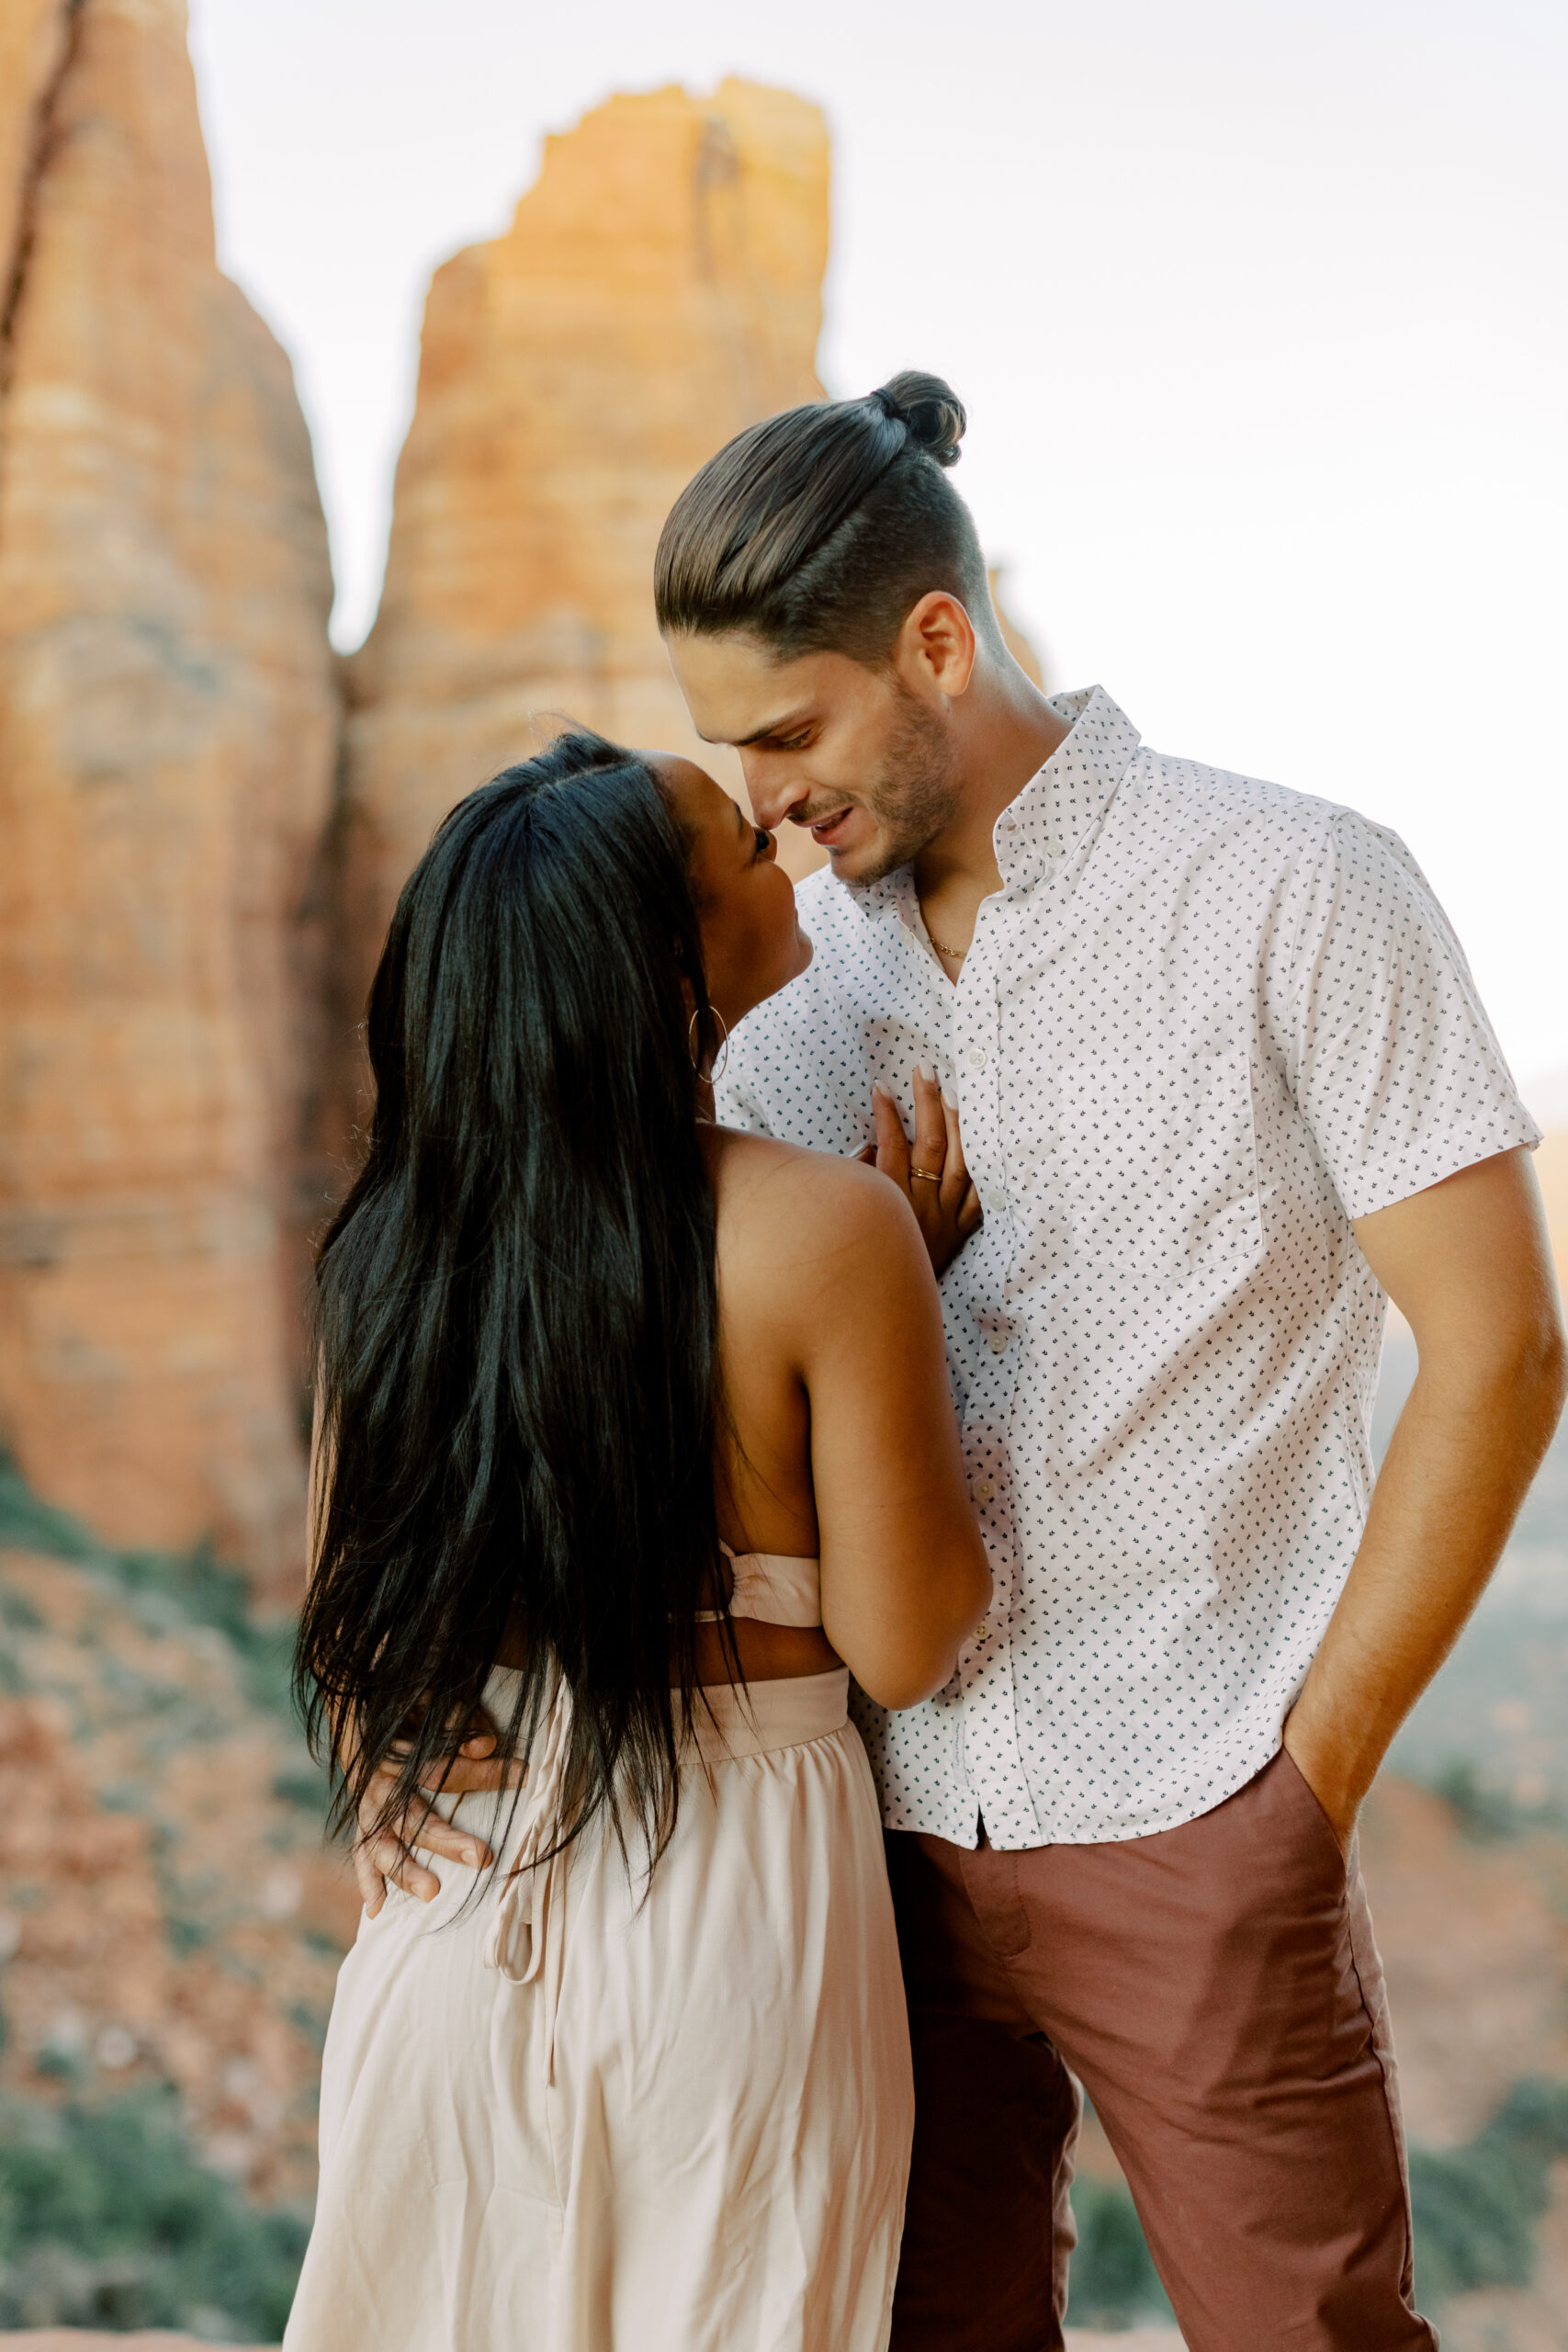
[349,1702,513,1917]
[354,1837,388,1918]
[943,1093,984,1240]
[863,1070,982,1274]
[380,1792,493,1871]
[354,1756,496,1917]
[938,1084,970,1211]
[871,1083,913,1188]
[910,1066,948,1182]
[416,1814,492,1868]
[357,1760,402,1830]
[373,1836,441,1905]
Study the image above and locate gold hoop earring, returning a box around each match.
[688,1006,729,1080]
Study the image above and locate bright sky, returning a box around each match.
[187,0,1567,1085]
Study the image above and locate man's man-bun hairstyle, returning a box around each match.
[655,370,999,667]
[865,372,966,466]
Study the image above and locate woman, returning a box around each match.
[285,730,990,2352]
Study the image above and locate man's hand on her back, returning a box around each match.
[859,1065,982,1277]
[353,1715,523,1917]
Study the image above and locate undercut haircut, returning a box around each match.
[654,370,999,667]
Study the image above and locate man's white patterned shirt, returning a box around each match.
[716,686,1539,1847]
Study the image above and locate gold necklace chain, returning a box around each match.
[929,933,968,958]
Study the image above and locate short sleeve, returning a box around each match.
[1282,812,1540,1220]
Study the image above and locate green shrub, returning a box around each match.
[0,1453,104,1566]
[0,1447,294,1718]
[1429,1758,1561,1842]
[1409,2077,1568,2305]
[0,2089,309,2337]
[1066,2169,1174,2327]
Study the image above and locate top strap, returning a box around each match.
[715,1543,822,1629]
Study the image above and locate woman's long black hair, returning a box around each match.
[296,730,728,1870]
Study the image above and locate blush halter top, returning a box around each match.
[694,1543,824,1629]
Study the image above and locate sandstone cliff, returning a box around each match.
[0,0,72,314]
[0,0,339,1599]
[342,79,830,1036]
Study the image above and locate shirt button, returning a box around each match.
[1045,839,1065,858]
[985,1188,1008,1213]
[966,1047,987,1070]
[973,1478,994,1502]
[987,1330,1010,1355]
[973,1621,990,1643]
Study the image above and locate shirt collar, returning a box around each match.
[991,685,1141,889]
[842,684,1141,919]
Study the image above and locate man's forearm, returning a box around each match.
[1285,1328,1565,1840]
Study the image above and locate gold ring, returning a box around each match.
[909,1169,942,1184]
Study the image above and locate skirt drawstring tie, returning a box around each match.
[482,1677,572,2084]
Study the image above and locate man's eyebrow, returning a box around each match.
[726,708,813,749]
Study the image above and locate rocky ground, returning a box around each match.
[0,2331,1197,2350]
[2,1377,1566,2344]
[0,2335,1189,2351]
[0,2336,1182,2352]
[0,1464,359,2337]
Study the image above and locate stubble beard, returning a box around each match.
[839,689,964,887]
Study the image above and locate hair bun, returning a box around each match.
[870,371,966,469]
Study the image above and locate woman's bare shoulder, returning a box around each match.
[705,1125,904,1217]
[705,1127,926,1312]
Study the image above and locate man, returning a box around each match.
[367,372,1564,2347]
[657,370,1565,2346]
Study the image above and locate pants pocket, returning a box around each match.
[1273,1741,1351,1882]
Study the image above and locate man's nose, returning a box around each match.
[740,755,808,833]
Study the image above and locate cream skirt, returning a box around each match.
[284,1669,914,2351]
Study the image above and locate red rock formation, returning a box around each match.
[341,78,831,1045]
[338,83,1051,1136]
[0,0,339,1600]
[0,0,73,313]
[1,50,1046,1595]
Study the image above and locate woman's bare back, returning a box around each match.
[697,1126,836,1684]
[696,1125,989,1702]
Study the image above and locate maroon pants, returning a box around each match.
[886,1747,1436,2351]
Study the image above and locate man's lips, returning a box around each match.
[804,805,855,846]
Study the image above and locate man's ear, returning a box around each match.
[897,591,978,703]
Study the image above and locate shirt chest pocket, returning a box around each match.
[1056,1050,1263,1288]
